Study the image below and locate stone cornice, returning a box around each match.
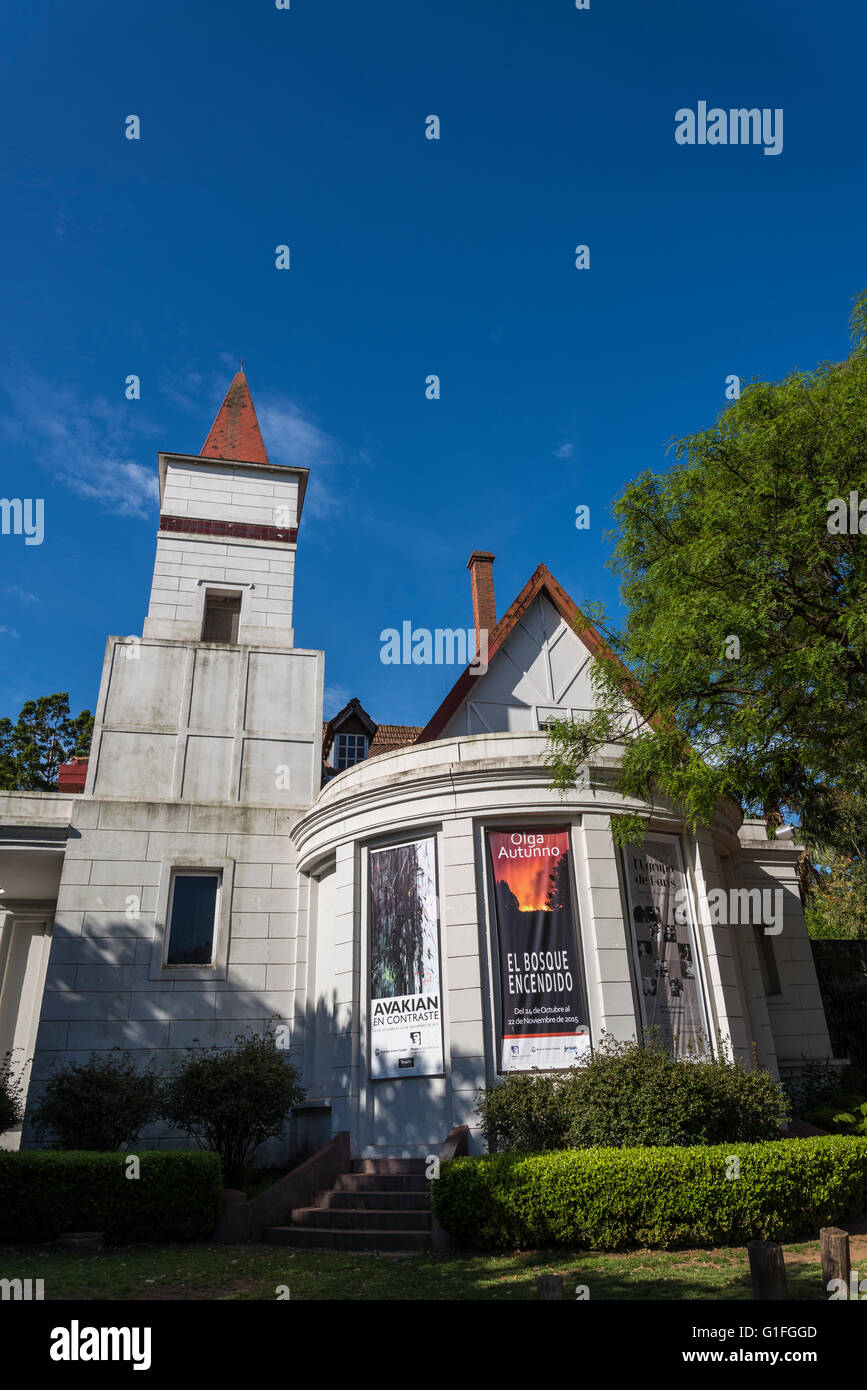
[291,736,742,870]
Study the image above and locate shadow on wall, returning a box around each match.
[307,974,471,1160]
[20,970,346,1169]
[21,931,470,1163]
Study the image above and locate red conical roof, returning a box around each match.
[201,371,269,464]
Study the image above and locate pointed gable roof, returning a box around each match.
[201,371,269,464]
[416,563,638,743]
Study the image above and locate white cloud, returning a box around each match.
[0,626,20,639]
[258,398,343,521]
[2,376,160,518]
[2,369,358,525]
[553,443,575,459]
[323,684,351,718]
[3,585,39,604]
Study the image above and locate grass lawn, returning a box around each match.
[3,1229,866,1300]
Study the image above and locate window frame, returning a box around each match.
[149,855,235,981]
[201,587,243,644]
[164,869,222,968]
[332,732,369,770]
[618,830,714,1059]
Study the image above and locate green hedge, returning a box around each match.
[0,1150,223,1243]
[431,1136,867,1251]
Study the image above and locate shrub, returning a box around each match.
[160,1026,305,1186]
[806,1094,867,1137]
[476,1033,789,1152]
[431,1135,867,1251]
[31,1050,161,1150]
[824,1100,867,1136]
[0,1051,24,1133]
[565,1034,789,1147]
[474,1070,582,1153]
[0,1149,223,1242]
[783,1058,867,1135]
[782,1057,851,1114]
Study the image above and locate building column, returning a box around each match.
[0,909,53,1149]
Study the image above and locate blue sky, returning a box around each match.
[0,0,864,729]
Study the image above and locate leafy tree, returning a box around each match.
[0,692,92,791]
[160,1026,305,1187]
[806,862,867,939]
[547,290,867,855]
[802,783,867,938]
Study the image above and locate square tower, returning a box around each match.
[143,371,307,648]
[24,373,324,1159]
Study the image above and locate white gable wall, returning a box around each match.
[440,595,638,737]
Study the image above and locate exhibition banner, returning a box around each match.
[368,837,443,1079]
[622,835,709,1055]
[487,828,590,1072]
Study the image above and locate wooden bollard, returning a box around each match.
[747,1240,788,1300]
[820,1227,850,1297]
[537,1274,563,1300]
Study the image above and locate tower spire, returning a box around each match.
[201,370,269,464]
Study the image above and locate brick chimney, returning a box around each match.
[467,550,496,656]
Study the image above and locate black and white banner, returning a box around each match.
[622,835,710,1055]
[368,837,443,1079]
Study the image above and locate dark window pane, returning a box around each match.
[167,874,219,965]
[753,923,781,996]
[335,734,367,769]
[202,592,241,642]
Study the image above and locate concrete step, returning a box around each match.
[351,1158,428,1175]
[335,1172,429,1194]
[315,1188,431,1212]
[291,1206,432,1231]
[264,1225,432,1252]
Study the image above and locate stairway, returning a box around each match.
[263,1157,432,1251]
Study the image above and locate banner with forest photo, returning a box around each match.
[368,837,443,1079]
[487,828,591,1072]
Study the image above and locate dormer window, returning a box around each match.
[322,699,378,783]
[334,733,368,770]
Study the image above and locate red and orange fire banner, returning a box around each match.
[486,829,590,1072]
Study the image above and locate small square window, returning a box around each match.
[166,872,221,966]
[333,733,368,770]
[202,591,241,643]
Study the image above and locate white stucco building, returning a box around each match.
[0,373,836,1161]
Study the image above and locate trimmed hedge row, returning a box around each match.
[0,1150,223,1243]
[431,1135,867,1251]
